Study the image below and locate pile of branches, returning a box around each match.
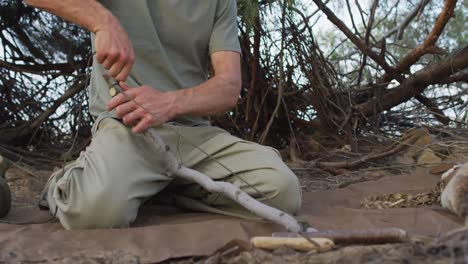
[0,0,467,164]
[0,1,92,163]
[223,0,467,155]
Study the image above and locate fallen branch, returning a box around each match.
[358,45,468,117]
[415,94,450,125]
[305,128,428,169]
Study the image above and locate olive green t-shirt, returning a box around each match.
[90,0,241,126]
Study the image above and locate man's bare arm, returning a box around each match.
[174,51,242,117]
[25,0,134,81]
[107,51,242,133]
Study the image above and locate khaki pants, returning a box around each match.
[46,117,301,230]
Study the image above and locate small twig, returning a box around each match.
[381,0,430,41]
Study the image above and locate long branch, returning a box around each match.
[143,129,302,232]
[358,45,468,117]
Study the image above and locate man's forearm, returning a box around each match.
[174,75,241,118]
[173,51,242,118]
[25,0,114,33]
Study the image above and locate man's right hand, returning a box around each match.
[94,17,135,82]
[24,0,135,82]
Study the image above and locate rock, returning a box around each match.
[394,129,436,166]
[0,176,11,217]
[441,162,468,221]
[417,149,442,166]
[0,155,10,178]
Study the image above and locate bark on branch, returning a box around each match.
[381,0,458,83]
[358,45,468,117]
[415,94,450,125]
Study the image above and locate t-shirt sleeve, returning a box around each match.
[209,0,241,54]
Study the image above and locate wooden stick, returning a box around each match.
[273,227,408,245]
[251,236,334,252]
[143,129,302,232]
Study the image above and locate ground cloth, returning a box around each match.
[0,167,463,263]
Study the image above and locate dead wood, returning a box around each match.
[415,94,450,125]
[357,45,468,117]
[0,78,86,144]
[308,128,431,169]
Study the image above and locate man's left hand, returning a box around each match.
[107,82,178,133]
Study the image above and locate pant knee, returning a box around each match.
[58,186,136,230]
[254,168,302,215]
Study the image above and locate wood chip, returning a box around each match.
[430,163,456,174]
[251,236,334,252]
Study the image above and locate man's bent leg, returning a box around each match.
[46,118,172,229]
[168,132,301,218]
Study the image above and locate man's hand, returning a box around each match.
[107,83,178,133]
[94,19,135,81]
[107,51,241,134]
[25,0,134,81]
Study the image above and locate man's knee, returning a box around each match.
[255,168,302,215]
[57,185,136,230]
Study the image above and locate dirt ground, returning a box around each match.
[2,127,468,263]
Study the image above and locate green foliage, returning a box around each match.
[237,0,296,32]
[442,1,468,51]
[237,0,259,31]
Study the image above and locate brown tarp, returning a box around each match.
[0,168,463,263]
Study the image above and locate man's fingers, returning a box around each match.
[122,108,143,126]
[132,114,155,133]
[101,50,120,69]
[119,81,130,91]
[115,61,133,82]
[115,101,138,118]
[96,50,107,64]
[107,59,126,81]
[107,92,132,111]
